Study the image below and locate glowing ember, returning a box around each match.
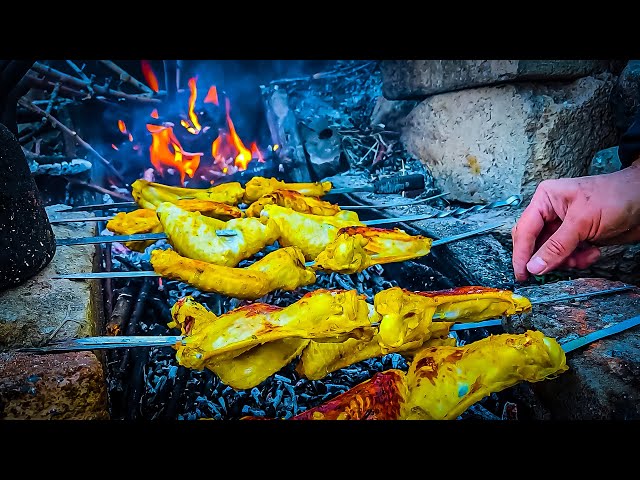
[151,109,159,119]
[146,123,202,186]
[112,144,119,151]
[141,60,160,93]
[204,85,219,105]
[128,133,134,142]
[118,120,127,134]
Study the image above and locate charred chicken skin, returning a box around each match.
[260,204,363,260]
[283,330,568,420]
[150,247,316,300]
[131,179,245,207]
[243,177,332,204]
[156,202,279,267]
[169,289,374,370]
[245,189,342,217]
[375,286,532,350]
[314,226,433,274]
[106,200,244,252]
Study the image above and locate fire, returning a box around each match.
[250,142,264,163]
[146,123,202,186]
[204,85,219,105]
[182,77,202,135]
[141,60,159,93]
[118,120,127,134]
[225,98,252,171]
[151,109,159,119]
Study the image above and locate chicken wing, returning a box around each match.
[131,179,245,207]
[245,189,341,217]
[314,226,433,274]
[150,247,316,300]
[375,286,532,349]
[260,204,363,260]
[169,289,374,369]
[243,177,332,203]
[157,202,279,267]
[402,330,568,419]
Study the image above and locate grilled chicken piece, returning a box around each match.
[106,201,244,252]
[314,226,433,274]
[157,202,279,267]
[375,286,532,349]
[297,321,453,381]
[243,177,332,203]
[289,330,567,420]
[245,189,341,217]
[402,330,568,419]
[210,338,310,390]
[169,289,374,369]
[260,204,363,260]
[131,179,245,207]
[150,247,316,300]
[106,208,164,252]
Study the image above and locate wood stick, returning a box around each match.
[66,178,133,201]
[106,285,136,336]
[65,60,90,82]
[99,60,154,95]
[17,98,125,182]
[31,62,161,104]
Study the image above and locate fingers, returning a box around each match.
[526,215,585,275]
[511,189,556,282]
[562,246,601,270]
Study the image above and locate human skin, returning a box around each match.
[511,158,640,282]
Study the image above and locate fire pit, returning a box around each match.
[1,59,639,421]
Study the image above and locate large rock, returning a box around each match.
[0,205,102,349]
[507,278,640,420]
[382,60,612,100]
[0,351,109,419]
[610,60,640,137]
[401,74,617,203]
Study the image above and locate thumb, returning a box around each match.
[526,218,583,275]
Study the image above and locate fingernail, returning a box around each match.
[526,256,547,275]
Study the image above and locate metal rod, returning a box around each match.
[529,285,636,305]
[561,314,640,353]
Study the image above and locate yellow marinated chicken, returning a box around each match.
[260,204,363,260]
[402,330,568,420]
[150,247,316,300]
[131,179,245,208]
[375,286,532,350]
[106,208,164,252]
[106,200,244,252]
[297,321,453,381]
[156,202,279,267]
[210,338,310,390]
[314,226,433,274]
[286,331,567,420]
[243,177,332,203]
[169,289,373,369]
[245,189,341,217]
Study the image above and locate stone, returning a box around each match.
[610,60,640,137]
[369,96,418,131]
[300,120,346,180]
[401,74,617,204]
[508,277,640,419]
[382,60,612,100]
[0,205,102,349]
[0,351,109,419]
[589,146,622,175]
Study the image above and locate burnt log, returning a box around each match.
[0,122,56,292]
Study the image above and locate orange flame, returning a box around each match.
[111,144,119,151]
[128,133,134,142]
[250,142,264,163]
[141,60,159,93]
[183,77,202,135]
[146,123,202,186]
[150,109,159,119]
[204,86,219,105]
[118,120,127,134]
[225,99,251,171]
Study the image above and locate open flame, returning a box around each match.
[116,72,267,185]
[141,60,160,93]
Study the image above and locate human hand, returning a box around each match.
[511,160,640,282]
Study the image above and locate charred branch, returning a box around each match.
[99,60,154,95]
[65,178,133,201]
